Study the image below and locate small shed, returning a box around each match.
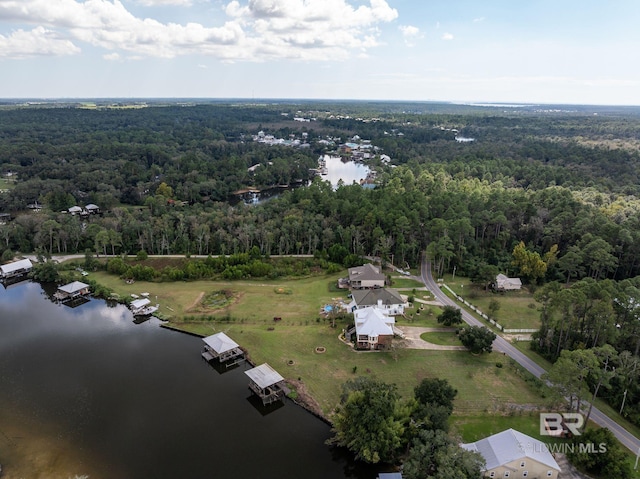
[68,205,83,215]
[0,258,33,280]
[54,281,90,302]
[202,332,245,365]
[245,363,288,405]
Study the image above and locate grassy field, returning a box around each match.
[83,267,549,418]
[441,274,541,330]
[420,330,460,346]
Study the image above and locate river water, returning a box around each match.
[0,281,379,479]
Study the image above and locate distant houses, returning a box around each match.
[67,204,101,216]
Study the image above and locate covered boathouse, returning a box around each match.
[0,258,33,281]
[202,332,245,367]
[245,363,289,405]
[54,281,90,302]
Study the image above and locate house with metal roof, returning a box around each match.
[495,274,522,291]
[461,428,561,478]
[348,288,406,315]
[348,263,386,289]
[202,332,245,366]
[0,258,33,280]
[347,306,396,350]
[54,281,90,302]
[245,363,288,405]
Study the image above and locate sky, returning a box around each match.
[1,0,639,105]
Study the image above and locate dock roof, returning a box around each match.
[0,258,32,274]
[58,281,89,294]
[131,298,151,309]
[245,363,284,389]
[203,332,240,354]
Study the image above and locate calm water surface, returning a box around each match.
[321,155,370,189]
[0,281,379,479]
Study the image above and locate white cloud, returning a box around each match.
[0,0,398,61]
[103,51,120,60]
[0,26,80,58]
[135,0,192,5]
[473,17,485,23]
[441,32,454,41]
[399,25,422,47]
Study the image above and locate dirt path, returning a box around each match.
[186,291,205,312]
[396,326,467,351]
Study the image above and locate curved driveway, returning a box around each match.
[420,256,640,454]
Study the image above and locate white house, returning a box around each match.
[350,307,395,350]
[461,429,561,479]
[495,274,522,291]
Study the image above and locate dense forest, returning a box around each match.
[4,101,640,428]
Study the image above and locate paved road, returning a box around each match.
[420,255,640,455]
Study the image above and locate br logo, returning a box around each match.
[540,413,584,437]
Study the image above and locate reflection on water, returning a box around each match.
[321,155,370,189]
[0,281,379,479]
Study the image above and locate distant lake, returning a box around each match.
[234,155,372,205]
[0,281,379,478]
[321,155,371,189]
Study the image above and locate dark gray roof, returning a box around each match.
[351,288,403,306]
[348,263,385,281]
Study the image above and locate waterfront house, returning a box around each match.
[461,428,560,479]
[348,288,405,315]
[348,307,395,350]
[0,258,33,280]
[348,263,386,289]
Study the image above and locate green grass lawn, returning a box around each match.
[420,330,460,346]
[441,274,541,330]
[389,277,426,289]
[85,268,548,417]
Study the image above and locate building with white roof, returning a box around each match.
[461,428,561,478]
[350,307,395,350]
[0,258,33,280]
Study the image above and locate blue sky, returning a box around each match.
[1,0,639,105]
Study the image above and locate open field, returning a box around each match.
[0,177,16,192]
[84,267,549,418]
[440,274,541,330]
[421,330,460,346]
